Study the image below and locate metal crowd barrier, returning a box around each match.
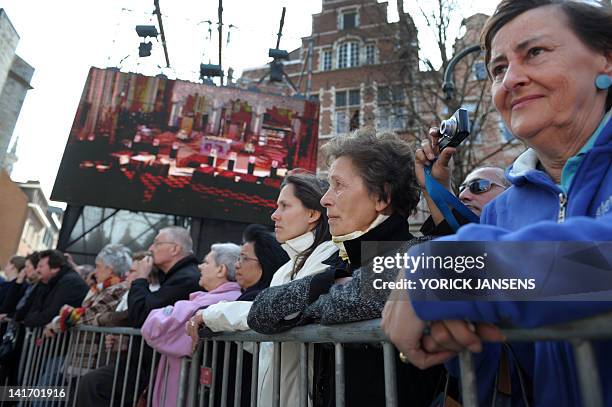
[9,313,612,407]
[459,311,612,407]
[180,319,393,407]
[15,325,164,407]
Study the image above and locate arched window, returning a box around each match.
[337,41,360,69]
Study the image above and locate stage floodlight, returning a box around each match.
[270,61,284,82]
[200,64,223,79]
[268,48,289,60]
[139,42,153,57]
[136,25,159,38]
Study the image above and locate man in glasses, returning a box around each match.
[457,167,510,217]
[76,226,201,407]
[415,130,510,236]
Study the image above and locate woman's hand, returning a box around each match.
[186,313,205,353]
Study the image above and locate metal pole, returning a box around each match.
[153,0,171,68]
[334,343,345,407]
[442,44,481,101]
[458,350,478,407]
[218,0,224,85]
[382,342,398,407]
[306,39,314,98]
[572,339,604,407]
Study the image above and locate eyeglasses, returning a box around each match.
[237,254,259,264]
[459,179,506,195]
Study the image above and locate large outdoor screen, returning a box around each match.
[52,67,320,224]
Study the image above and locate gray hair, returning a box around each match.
[161,226,193,254]
[469,166,511,188]
[209,243,241,282]
[95,244,133,277]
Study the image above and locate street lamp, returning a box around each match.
[442,44,484,101]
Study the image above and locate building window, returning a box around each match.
[338,42,360,69]
[341,11,358,30]
[335,89,360,134]
[377,85,407,131]
[365,44,376,65]
[321,50,332,71]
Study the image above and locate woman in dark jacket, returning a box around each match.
[248,127,444,406]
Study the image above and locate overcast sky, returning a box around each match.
[1,0,496,205]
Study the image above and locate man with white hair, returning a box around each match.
[76,226,201,407]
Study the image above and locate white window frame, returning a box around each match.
[365,43,376,65]
[334,88,361,134]
[321,50,332,71]
[337,41,360,69]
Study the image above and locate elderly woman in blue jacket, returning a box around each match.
[382,1,612,406]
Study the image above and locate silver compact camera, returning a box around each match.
[439,108,470,151]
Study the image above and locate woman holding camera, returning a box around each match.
[383,1,612,405]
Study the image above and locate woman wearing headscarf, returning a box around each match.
[383,1,612,406]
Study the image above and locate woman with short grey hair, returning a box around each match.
[141,242,242,407]
[209,243,240,282]
[95,244,132,278]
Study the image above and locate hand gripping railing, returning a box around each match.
[181,313,612,407]
[13,312,612,407]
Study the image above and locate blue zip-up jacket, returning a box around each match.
[412,116,612,406]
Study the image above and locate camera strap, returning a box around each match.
[424,165,479,231]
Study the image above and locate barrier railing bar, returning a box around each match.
[109,334,124,407]
[198,340,209,407]
[120,334,135,407]
[17,328,32,383]
[72,330,89,407]
[459,351,478,407]
[63,329,77,403]
[209,341,219,406]
[273,342,281,407]
[234,341,244,407]
[382,342,398,407]
[161,357,170,407]
[96,331,105,369]
[85,331,97,375]
[250,342,260,407]
[30,328,44,386]
[220,342,231,407]
[572,339,604,407]
[177,356,190,407]
[299,343,308,407]
[53,331,69,388]
[133,336,146,407]
[20,328,35,385]
[147,350,158,407]
[187,342,202,407]
[334,343,345,407]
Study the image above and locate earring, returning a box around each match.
[595,74,612,90]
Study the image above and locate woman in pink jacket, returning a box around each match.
[141,243,242,407]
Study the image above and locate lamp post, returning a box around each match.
[442,44,482,101]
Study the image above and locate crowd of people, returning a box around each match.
[0,0,610,405]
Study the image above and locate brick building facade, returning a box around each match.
[240,0,525,229]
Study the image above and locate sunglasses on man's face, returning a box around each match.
[459,179,506,195]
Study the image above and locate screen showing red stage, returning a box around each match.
[51,67,320,223]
